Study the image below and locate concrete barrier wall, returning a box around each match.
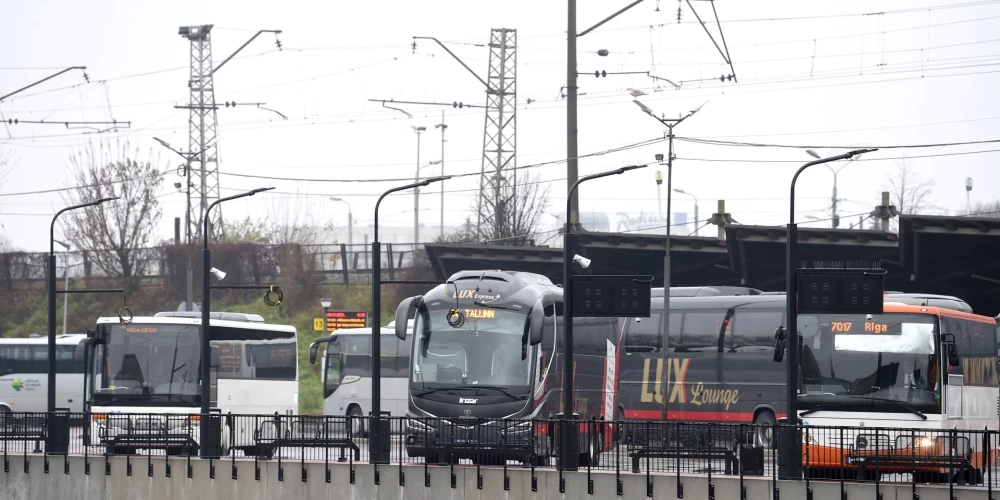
[0,456,991,500]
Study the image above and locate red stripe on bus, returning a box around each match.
[624,409,787,422]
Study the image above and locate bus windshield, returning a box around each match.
[93,324,201,406]
[412,305,533,392]
[798,313,940,413]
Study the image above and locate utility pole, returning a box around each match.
[412,126,426,245]
[635,99,705,421]
[477,28,518,241]
[177,25,281,239]
[411,33,512,241]
[435,112,448,239]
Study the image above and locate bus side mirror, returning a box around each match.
[528,301,544,345]
[210,346,220,368]
[308,335,337,365]
[942,333,960,367]
[395,296,423,340]
[773,326,786,363]
[75,338,93,363]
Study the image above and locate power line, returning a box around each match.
[0,171,169,198]
[676,148,1000,163]
[675,137,1000,150]
[216,136,666,184]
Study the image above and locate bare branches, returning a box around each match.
[62,139,163,291]
[475,171,550,246]
[884,160,935,216]
[969,200,1000,218]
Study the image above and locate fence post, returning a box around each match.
[340,243,349,286]
[386,244,395,281]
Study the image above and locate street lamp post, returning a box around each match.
[371,176,450,463]
[435,115,448,239]
[48,197,118,450]
[54,240,71,334]
[199,187,274,458]
[319,297,333,332]
[783,148,876,478]
[636,100,705,421]
[330,197,353,267]
[673,188,699,236]
[561,164,646,471]
[154,137,204,312]
[805,149,855,229]
[412,126,427,245]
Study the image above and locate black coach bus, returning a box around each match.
[617,287,787,445]
[394,270,618,466]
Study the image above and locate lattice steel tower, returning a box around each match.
[476,28,517,241]
[179,24,222,239]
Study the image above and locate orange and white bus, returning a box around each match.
[797,297,998,483]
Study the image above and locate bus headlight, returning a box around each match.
[914,436,935,448]
[406,417,433,431]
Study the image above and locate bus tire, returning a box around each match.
[752,410,776,448]
[347,405,366,438]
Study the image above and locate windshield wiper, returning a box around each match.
[451,384,521,401]
[413,387,456,398]
[799,396,927,420]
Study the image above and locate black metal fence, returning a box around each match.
[2,411,998,496]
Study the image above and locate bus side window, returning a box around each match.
[380,334,402,377]
[726,310,782,353]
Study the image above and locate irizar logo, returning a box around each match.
[459,398,478,404]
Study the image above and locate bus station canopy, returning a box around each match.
[423,215,1000,317]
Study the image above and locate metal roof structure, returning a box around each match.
[423,215,1000,316]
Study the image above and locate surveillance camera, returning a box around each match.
[655,153,664,162]
[174,182,182,189]
[573,254,591,269]
[209,267,227,281]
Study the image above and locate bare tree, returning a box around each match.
[969,200,1000,218]
[884,160,935,216]
[475,171,550,246]
[63,140,163,290]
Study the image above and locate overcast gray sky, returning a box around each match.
[2,0,998,251]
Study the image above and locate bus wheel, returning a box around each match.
[752,411,776,448]
[348,406,367,438]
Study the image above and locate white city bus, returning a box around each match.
[0,334,88,413]
[308,325,412,434]
[80,312,298,456]
[789,295,999,483]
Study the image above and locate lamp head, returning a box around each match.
[572,254,592,269]
[250,187,276,196]
[319,297,333,309]
[673,188,686,194]
[806,149,821,160]
[97,196,120,204]
[209,267,227,281]
[633,100,654,116]
[153,137,171,148]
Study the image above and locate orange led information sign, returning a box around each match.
[463,309,496,319]
[326,310,367,332]
[830,321,890,334]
